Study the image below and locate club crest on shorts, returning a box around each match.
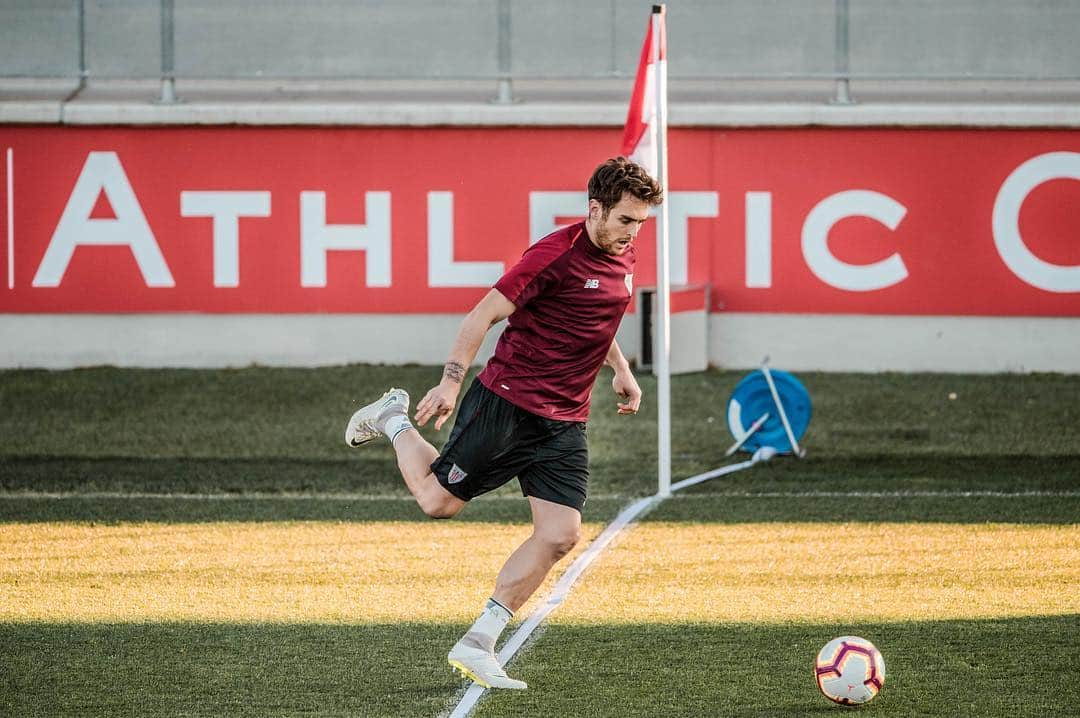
[625,273,634,295]
[447,463,468,484]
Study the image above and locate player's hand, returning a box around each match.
[415,381,459,430]
[612,368,642,415]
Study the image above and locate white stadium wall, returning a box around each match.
[1,124,1078,373]
[2,313,1078,374]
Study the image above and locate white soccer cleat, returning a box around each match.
[447,643,527,690]
[344,388,410,447]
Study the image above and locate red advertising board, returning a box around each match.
[0,126,1077,315]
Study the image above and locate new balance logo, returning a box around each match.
[584,278,600,289]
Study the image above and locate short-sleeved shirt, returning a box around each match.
[477,221,635,421]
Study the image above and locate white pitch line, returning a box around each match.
[0,491,638,502]
[446,494,661,718]
[0,491,435,502]
[670,458,757,491]
[6,147,12,289]
[447,460,769,716]
[2,488,1076,502]
[675,490,1080,498]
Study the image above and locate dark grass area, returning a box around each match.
[0,456,397,495]
[3,453,1076,497]
[612,371,1080,493]
[701,454,1080,490]
[0,489,1074,526]
[0,455,406,496]
[0,494,629,525]
[478,615,1080,718]
[0,621,469,718]
[646,493,1080,524]
[3,366,1079,464]
[0,364,449,462]
[1,366,1078,504]
[5,616,1076,718]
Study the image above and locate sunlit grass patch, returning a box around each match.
[556,522,1080,624]
[0,521,602,624]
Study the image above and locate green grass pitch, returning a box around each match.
[1,365,1077,717]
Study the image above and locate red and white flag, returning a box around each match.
[621,5,667,180]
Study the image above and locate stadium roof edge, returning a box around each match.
[3,101,1079,128]
[3,78,1080,128]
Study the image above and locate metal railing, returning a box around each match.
[8,0,1080,106]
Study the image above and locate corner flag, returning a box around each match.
[623,5,673,497]
[621,4,667,180]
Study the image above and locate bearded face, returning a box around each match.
[587,193,652,256]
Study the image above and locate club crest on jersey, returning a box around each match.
[447,463,468,484]
[584,278,600,289]
[625,273,634,295]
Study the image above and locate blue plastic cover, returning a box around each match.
[726,369,812,454]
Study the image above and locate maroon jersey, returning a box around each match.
[478,221,635,421]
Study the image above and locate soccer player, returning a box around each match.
[344,157,663,689]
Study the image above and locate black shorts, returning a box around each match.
[431,380,589,512]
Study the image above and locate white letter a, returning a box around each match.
[33,152,174,287]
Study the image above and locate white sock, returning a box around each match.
[460,598,513,653]
[381,413,414,444]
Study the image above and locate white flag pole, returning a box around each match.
[653,4,671,498]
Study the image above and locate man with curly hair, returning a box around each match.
[345,157,663,689]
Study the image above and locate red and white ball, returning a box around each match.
[814,636,886,706]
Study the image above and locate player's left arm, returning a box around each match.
[605,339,641,415]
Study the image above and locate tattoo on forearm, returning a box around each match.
[443,361,466,383]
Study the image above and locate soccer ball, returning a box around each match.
[814,636,885,706]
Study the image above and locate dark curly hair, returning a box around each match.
[587,157,664,213]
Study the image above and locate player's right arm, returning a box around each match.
[414,288,516,430]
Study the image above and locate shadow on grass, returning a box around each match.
[482,615,1080,718]
[3,616,1076,718]
[0,621,469,718]
[645,492,1080,524]
[3,490,1075,525]
[4,452,1079,496]
[0,493,631,525]
[0,456,404,496]
[1,453,1077,524]
[2,460,1078,525]
[607,454,1080,497]
[682,454,1080,488]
